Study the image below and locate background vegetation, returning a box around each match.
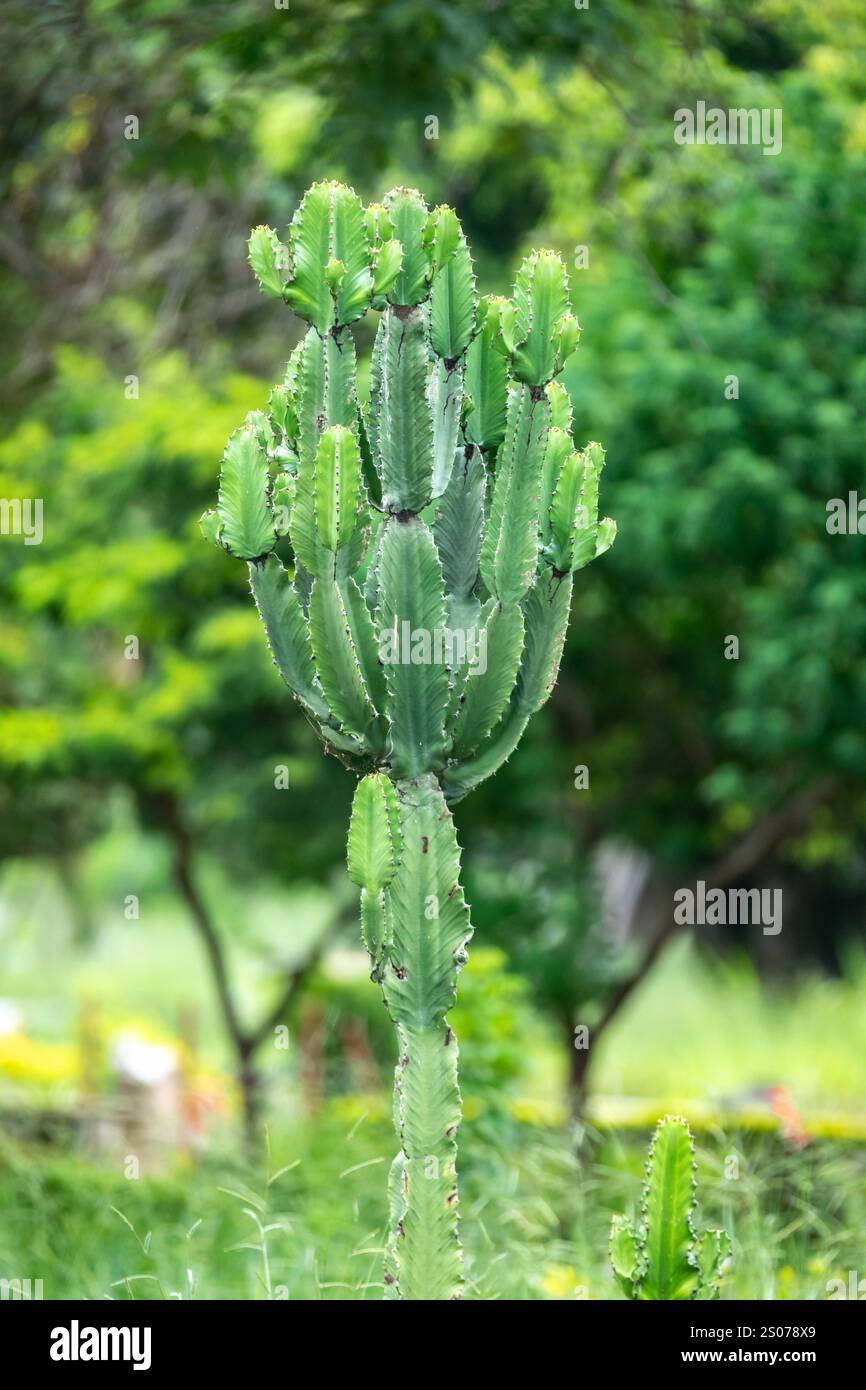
[0,0,864,1299]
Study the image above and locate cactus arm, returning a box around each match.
[284,181,372,332]
[427,359,464,500]
[217,422,277,560]
[539,427,574,548]
[442,703,529,803]
[432,445,486,633]
[427,207,477,362]
[568,442,605,573]
[313,424,362,555]
[248,224,291,300]
[448,602,525,758]
[365,201,403,307]
[347,772,402,893]
[479,384,551,606]
[376,516,450,778]
[443,569,572,800]
[510,250,574,386]
[369,306,434,513]
[610,1213,643,1299]
[283,183,335,333]
[463,296,509,451]
[348,773,402,968]
[639,1116,700,1301]
[248,555,327,719]
[595,515,618,560]
[340,574,389,717]
[308,574,383,751]
[383,187,431,307]
[378,774,472,1300]
[694,1227,732,1300]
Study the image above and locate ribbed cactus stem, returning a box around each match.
[610,1116,733,1300]
[380,777,469,1299]
[203,179,616,1300]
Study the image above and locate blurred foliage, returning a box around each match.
[2,0,866,1120]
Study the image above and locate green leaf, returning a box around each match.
[383,187,430,306]
[463,296,509,450]
[248,225,290,300]
[427,359,464,499]
[369,307,434,512]
[639,1116,699,1301]
[217,422,276,560]
[314,425,362,553]
[347,772,402,893]
[376,517,450,777]
[511,250,572,386]
[449,602,524,757]
[308,574,381,745]
[480,384,550,605]
[428,209,476,360]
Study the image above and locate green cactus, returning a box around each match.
[610,1116,733,1300]
[202,180,615,1300]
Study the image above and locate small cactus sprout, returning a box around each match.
[610,1116,733,1300]
[202,180,615,1300]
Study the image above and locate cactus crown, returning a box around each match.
[202,179,615,798]
[203,180,615,1300]
[610,1115,733,1301]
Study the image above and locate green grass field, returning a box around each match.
[1,1114,863,1300]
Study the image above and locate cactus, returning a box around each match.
[610,1116,733,1300]
[202,180,615,1300]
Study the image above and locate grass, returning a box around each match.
[1,857,864,1300]
[1,1109,863,1300]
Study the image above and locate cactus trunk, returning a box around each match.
[379,776,470,1299]
[204,180,616,1299]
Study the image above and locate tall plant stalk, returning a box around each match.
[202,181,615,1299]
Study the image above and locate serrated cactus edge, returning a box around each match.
[610,1115,734,1300]
[202,179,616,1300]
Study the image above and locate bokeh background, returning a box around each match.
[1,0,865,1300]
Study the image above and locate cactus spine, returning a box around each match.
[203,181,615,1299]
[610,1115,733,1300]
